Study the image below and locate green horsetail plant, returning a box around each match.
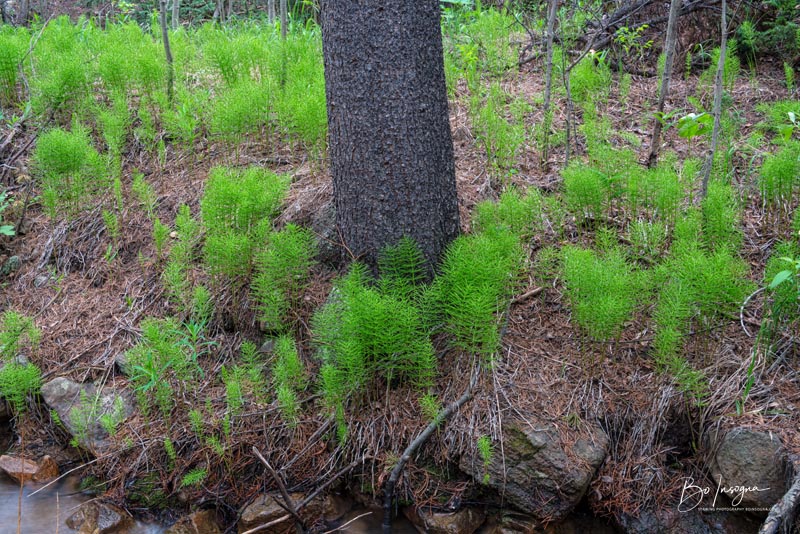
[471,82,528,173]
[428,229,524,354]
[563,162,607,226]
[0,311,41,361]
[701,179,742,251]
[377,236,429,301]
[0,28,27,104]
[33,126,108,219]
[163,205,201,313]
[759,141,800,217]
[271,335,306,426]
[472,187,543,239]
[252,224,316,331]
[0,362,42,414]
[201,166,290,280]
[561,246,640,345]
[314,262,437,424]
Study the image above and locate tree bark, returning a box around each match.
[320,0,460,273]
[267,0,275,22]
[700,0,726,198]
[171,0,179,30]
[280,0,287,40]
[158,0,174,102]
[15,0,29,25]
[646,0,681,168]
[540,0,559,168]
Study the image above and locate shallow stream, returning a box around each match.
[0,477,162,534]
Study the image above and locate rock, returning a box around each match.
[33,274,50,287]
[323,493,353,522]
[710,428,787,509]
[404,506,485,534]
[65,501,133,534]
[1,256,20,277]
[618,509,709,534]
[617,508,762,534]
[40,377,134,454]
[310,202,340,267]
[165,510,221,534]
[459,421,608,522]
[0,454,59,483]
[238,493,323,534]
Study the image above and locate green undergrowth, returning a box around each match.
[315,221,525,440]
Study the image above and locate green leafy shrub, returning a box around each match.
[33,126,108,218]
[760,240,800,349]
[251,224,316,331]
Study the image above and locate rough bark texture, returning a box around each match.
[320,0,460,273]
[540,0,559,168]
[700,0,726,198]
[159,0,174,102]
[646,0,681,168]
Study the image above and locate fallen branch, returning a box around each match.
[511,286,543,305]
[252,446,304,529]
[759,456,800,534]
[242,455,370,534]
[381,363,481,534]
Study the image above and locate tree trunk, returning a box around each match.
[646,0,681,168]
[15,0,28,25]
[320,0,460,274]
[171,0,179,29]
[700,0,726,198]
[280,0,287,40]
[540,0,558,168]
[158,0,174,102]
[267,0,275,22]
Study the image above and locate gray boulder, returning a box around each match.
[710,428,787,510]
[41,377,133,454]
[460,421,609,522]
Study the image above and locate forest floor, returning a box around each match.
[0,21,798,531]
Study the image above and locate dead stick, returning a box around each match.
[281,417,333,473]
[759,457,800,534]
[382,364,480,533]
[252,446,303,528]
[511,286,543,304]
[242,456,370,534]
